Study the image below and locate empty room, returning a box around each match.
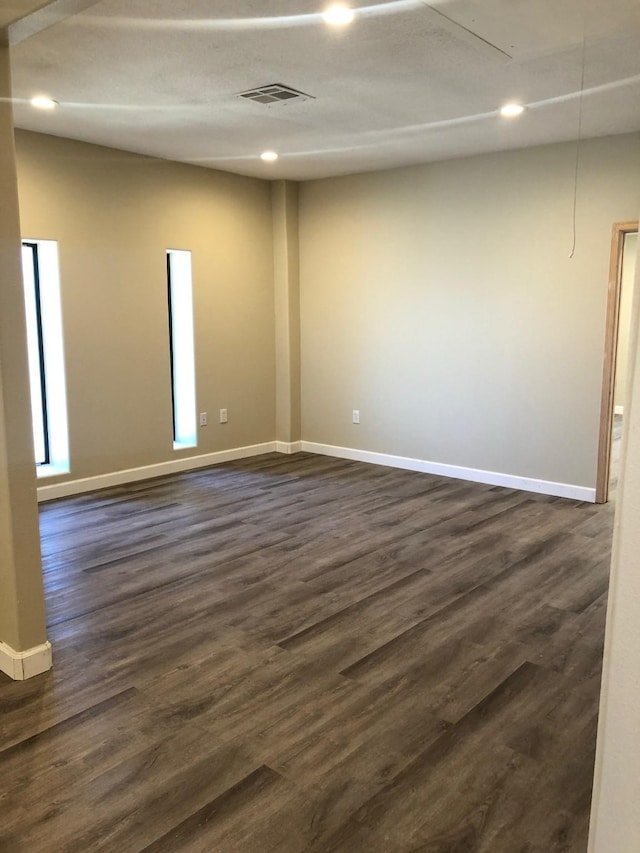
[1,2,640,851]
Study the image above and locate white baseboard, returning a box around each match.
[37,442,278,502]
[0,640,52,681]
[614,405,624,416]
[301,442,596,503]
[36,437,595,504]
[275,441,303,455]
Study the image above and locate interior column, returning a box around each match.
[272,180,302,449]
[0,41,50,680]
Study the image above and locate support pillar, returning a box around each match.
[0,42,50,680]
[272,180,301,449]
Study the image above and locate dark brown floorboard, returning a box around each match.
[0,452,614,852]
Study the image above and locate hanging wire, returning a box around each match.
[569,18,588,259]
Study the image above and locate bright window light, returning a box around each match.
[21,240,70,476]
[167,250,197,449]
[21,245,47,464]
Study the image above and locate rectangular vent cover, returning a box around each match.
[236,83,314,105]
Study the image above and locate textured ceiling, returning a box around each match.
[8,0,640,179]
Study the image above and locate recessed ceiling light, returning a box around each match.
[30,96,59,110]
[322,4,355,26]
[261,151,279,162]
[500,103,525,118]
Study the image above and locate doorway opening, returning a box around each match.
[596,221,638,504]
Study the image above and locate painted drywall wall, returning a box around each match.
[0,47,47,653]
[15,130,276,483]
[589,218,640,852]
[299,134,640,490]
[614,232,637,410]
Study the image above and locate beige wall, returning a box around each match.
[299,134,640,489]
[614,231,637,410]
[15,130,276,483]
[0,46,47,653]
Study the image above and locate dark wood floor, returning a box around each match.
[0,451,615,852]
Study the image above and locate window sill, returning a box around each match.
[37,463,70,479]
[173,441,197,451]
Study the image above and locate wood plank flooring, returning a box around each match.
[0,452,615,852]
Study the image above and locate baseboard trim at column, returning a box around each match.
[0,640,52,680]
[276,441,303,454]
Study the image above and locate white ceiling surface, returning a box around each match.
[8,0,640,180]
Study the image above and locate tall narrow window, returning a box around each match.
[167,250,197,448]
[22,243,49,464]
[21,240,69,475]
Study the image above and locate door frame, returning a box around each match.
[595,220,638,503]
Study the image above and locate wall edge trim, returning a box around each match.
[0,640,52,681]
[300,441,596,502]
[36,442,278,502]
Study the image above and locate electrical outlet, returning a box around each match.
[352,410,360,424]
[219,408,228,424]
[199,412,208,427]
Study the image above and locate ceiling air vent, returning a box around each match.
[236,83,314,105]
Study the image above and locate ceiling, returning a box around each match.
[7,0,640,180]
